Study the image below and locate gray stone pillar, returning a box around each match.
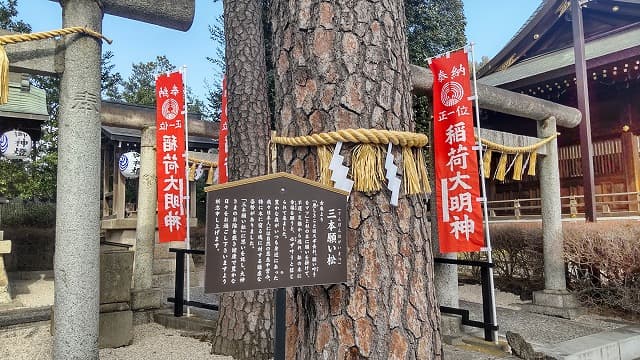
[536,117,566,291]
[428,131,459,308]
[134,126,157,289]
[429,142,460,341]
[431,215,459,308]
[53,1,103,358]
[530,117,580,319]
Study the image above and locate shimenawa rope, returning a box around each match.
[0,27,112,104]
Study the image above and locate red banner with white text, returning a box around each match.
[430,49,484,252]
[217,76,228,184]
[156,71,187,243]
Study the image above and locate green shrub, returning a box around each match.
[0,202,56,227]
[3,226,55,271]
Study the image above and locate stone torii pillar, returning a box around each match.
[10,1,195,358]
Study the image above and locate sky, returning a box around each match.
[17,0,541,103]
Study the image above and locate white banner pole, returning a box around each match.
[469,43,498,342]
[182,65,191,316]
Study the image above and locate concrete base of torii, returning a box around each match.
[526,290,582,319]
[0,231,12,304]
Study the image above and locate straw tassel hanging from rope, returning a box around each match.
[0,47,8,104]
[512,153,524,181]
[351,144,385,192]
[271,128,432,198]
[316,145,334,186]
[527,151,538,176]
[188,162,197,181]
[482,149,493,179]
[206,166,215,185]
[495,152,508,181]
[417,149,432,194]
[480,133,559,182]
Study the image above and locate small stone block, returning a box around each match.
[133,311,155,325]
[442,335,464,346]
[523,303,582,320]
[131,288,162,311]
[99,310,133,349]
[440,314,462,336]
[533,290,580,308]
[0,240,11,254]
[100,250,134,304]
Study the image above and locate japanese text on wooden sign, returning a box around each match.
[430,49,484,252]
[204,173,348,293]
[156,71,187,243]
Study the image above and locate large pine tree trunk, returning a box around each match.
[271,0,442,358]
[211,0,274,358]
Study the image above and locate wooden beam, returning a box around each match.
[410,64,582,129]
[476,128,549,156]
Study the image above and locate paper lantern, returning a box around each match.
[119,151,141,179]
[0,130,32,160]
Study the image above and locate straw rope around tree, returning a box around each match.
[0,27,112,104]
[271,128,428,147]
[271,128,431,195]
[479,133,559,181]
[272,128,559,194]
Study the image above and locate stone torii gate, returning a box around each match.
[412,64,582,319]
[6,1,195,358]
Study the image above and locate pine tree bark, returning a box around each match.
[211,0,274,358]
[271,0,442,358]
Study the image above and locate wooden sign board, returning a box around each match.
[204,173,349,293]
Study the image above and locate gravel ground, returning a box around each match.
[100,323,231,360]
[1,283,630,359]
[0,322,232,360]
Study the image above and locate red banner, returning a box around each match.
[217,76,229,184]
[430,49,484,252]
[156,71,187,243]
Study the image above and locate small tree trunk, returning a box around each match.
[211,0,274,358]
[271,0,442,358]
